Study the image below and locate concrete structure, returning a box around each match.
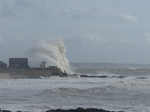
[0,61,7,68]
[0,69,66,79]
[40,60,47,69]
[9,58,30,69]
[0,58,68,78]
[49,66,58,69]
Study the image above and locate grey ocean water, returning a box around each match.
[1,63,150,112]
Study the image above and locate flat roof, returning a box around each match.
[9,58,28,63]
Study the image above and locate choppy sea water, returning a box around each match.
[1,63,150,112]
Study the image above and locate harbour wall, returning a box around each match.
[0,69,64,79]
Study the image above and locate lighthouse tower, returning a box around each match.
[40,60,47,69]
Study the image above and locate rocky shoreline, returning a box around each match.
[0,107,124,112]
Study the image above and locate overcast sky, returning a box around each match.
[0,0,150,64]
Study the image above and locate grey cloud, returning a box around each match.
[0,4,17,18]
[70,8,95,19]
[118,13,138,22]
[0,0,99,20]
[0,0,47,19]
[81,34,110,45]
[0,37,3,43]
[66,34,150,48]
[144,33,150,44]
[13,0,46,19]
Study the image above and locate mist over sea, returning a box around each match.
[71,62,150,76]
[1,62,150,112]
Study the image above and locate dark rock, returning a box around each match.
[98,75,108,78]
[45,107,124,112]
[1,110,11,112]
[0,108,124,112]
[136,77,148,79]
[80,75,109,78]
[118,76,124,78]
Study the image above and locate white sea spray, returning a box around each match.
[27,38,70,73]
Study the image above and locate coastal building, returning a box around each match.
[9,58,30,69]
[40,60,47,69]
[49,66,58,69]
[0,61,7,68]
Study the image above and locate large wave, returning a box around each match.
[27,38,70,73]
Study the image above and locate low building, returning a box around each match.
[49,66,58,69]
[40,60,47,69]
[0,61,7,68]
[9,58,30,69]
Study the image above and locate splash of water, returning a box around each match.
[27,38,70,73]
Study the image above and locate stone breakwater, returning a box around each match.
[0,108,124,112]
[0,69,67,79]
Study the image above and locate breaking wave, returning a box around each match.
[40,76,150,95]
[27,38,70,73]
[1,76,150,112]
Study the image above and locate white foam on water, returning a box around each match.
[0,76,150,112]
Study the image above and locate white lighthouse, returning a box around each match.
[40,60,47,69]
